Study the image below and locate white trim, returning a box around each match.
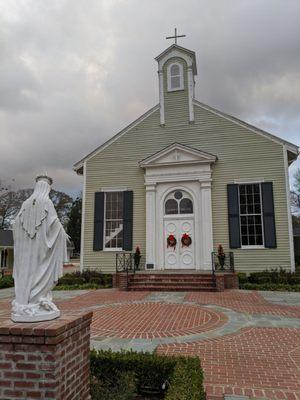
[155,45,197,75]
[139,142,217,168]
[241,245,265,250]
[238,182,265,249]
[100,186,129,192]
[79,161,86,271]
[158,71,165,125]
[103,248,123,252]
[283,146,296,272]
[74,104,159,171]
[193,100,299,155]
[167,62,184,92]
[187,67,194,123]
[234,178,265,184]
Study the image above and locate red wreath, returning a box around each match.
[181,233,192,247]
[167,234,177,249]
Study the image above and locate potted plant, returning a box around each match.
[133,246,141,270]
[217,244,226,270]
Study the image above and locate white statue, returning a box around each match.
[11,175,68,322]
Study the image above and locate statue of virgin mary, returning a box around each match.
[11,175,68,322]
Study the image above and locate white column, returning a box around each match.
[283,146,295,272]
[187,66,194,123]
[200,181,213,269]
[80,161,87,272]
[158,70,165,125]
[145,184,156,268]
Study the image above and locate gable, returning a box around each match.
[74,99,298,173]
[139,143,217,168]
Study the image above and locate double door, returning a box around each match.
[164,217,195,269]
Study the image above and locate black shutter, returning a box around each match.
[227,184,241,248]
[93,192,104,251]
[123,191,133,251]
[261,182,277,248]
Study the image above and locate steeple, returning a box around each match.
[155,40,197,126]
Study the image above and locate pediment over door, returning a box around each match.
[139,143,217,168]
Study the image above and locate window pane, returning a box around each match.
[104,192,123,249]
[239,183,264,247]
[165,199,178,214]
[171,76,180,88]
[180,198,193,214]
[170,64,180,75]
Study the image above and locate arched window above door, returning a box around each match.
[164,190,193,215]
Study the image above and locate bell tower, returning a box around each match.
[155,30,197,126]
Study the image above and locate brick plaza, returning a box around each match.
[0,288,299,399]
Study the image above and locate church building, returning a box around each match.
[74,39,298,278]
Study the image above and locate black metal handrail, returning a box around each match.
[116,252,144,290]
[211,251,234,274]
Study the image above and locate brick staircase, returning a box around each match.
[128,272,217,291]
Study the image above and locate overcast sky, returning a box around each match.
[0,0,299,197]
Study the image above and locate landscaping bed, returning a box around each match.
[54,270,113,290]
[90,350,205,400]
[0,270,113,291]
[238,268,300,291]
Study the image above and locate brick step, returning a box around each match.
[130,278,214,284]
[129,280,214,286]
[134,274,212,280]
[129,285,216,292]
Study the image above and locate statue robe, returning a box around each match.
[13,189,67,311]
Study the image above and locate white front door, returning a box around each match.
[164,217,195,269]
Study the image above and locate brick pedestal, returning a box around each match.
[0,311,92,400]
[113,272,133,290]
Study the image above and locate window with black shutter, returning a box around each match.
[104,192,124,249]
[227,182,277,249]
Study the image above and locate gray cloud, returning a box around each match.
[0,0,299,196]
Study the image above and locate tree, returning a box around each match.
[0,182,73,229]
[0,180,19,229]
[66,195,82,253]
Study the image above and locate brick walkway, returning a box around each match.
[1,288,299,399]
[157,327,300,400]
[91,302,227,339]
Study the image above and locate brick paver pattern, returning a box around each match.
[157,327,300,400]
[1,288,299,399]
[91,302,227,339]
[186,290,300,318]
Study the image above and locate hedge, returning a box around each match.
[238,268,300,291]
[90,350,205,400]
[56,270,112,290]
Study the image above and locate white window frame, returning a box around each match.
[103,191,124,252]
[238,183,265,249]
[167,62,184,92]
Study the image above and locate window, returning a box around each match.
[104,192,123,249]
[165,190,193,215]
[167,62,184,91]
[239,183,264,247]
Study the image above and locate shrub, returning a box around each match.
[165,357,205,400]
[90,350,205,400]
[240,283,300,292]
[53,283,100,291]
[90,370,137,400]
[56,270,112,289]
[239,268,300,291]
[0,275,14,289]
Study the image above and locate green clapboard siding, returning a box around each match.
[82,58,292,273]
